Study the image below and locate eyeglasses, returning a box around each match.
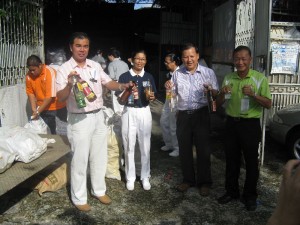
[134,58,146,62]
[164,61,172,65]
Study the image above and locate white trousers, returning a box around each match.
[67,110,107,205]
[111,90,124,114]
[122,106,152,182]
[160,101,179,150]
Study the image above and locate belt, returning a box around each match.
[179,107,204,115]
[72,109,101,114]
[126,105,147,108]
[227,116,259,122]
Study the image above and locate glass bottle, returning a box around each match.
[72,76,86,108]
[119,81,135,105]
[224,80,232,100]
[133,83,139,102]
[207,89,217,113]
[145,79,152,101]
[170,85,177,112]
[240,85,251,114]
[78,76,97,102]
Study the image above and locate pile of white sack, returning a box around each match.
[0,126,55,173]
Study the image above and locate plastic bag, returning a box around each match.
[24,117,51,134]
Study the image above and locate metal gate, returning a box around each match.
[0,0,44,87]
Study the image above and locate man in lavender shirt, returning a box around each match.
[56,32,128,212]
[166,43,219,196]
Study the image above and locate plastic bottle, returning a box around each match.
[72,76,86,108]
[78,76,97,102]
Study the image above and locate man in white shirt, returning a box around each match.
[107,48,129,114]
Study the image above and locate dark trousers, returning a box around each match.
[224,117,261,200]
[176,107,212,186]
[40,107,68,134]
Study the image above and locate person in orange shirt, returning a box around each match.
[26,55,67,134]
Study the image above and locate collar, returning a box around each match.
[233,69,253,79]
[113,57,121,61]
[170,66,180,76]
[129,68,145,77]
[69,57,92,69]
[182,64,201,75]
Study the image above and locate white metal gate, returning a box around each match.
[0,0,44,87]
[0,0,43,127]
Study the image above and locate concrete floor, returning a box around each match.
[0,99,285,225]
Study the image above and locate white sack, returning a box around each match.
[0,139,16,173]
[5,127,55,163]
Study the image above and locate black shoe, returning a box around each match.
[244,199,257,211]
[217,193,239,204]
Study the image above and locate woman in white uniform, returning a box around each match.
[118,50,157,191]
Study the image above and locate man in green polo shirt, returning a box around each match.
[217,45,272,211]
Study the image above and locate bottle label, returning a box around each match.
[133,88,139,100]
[128,93,134,105]
[76,83,83,91]
[86,92,95,100]
[241,97,249,113]
[166,90,172,100]
[212,100,217,112]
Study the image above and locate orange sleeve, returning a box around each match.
[44,66,57,98]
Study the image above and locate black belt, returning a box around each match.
[72,109,101,114]
[179,107,205,115]
[227,116,260,122]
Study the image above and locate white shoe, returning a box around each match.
[126,181,134,191]
[142,178,151,191]
[169,150,179,157]
[161,146,172,151]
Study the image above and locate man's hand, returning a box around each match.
[31,111,39,120]
[67,71,78,88]
[242,85,255,97]
[165,80,173,89]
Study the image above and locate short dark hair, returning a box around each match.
[165,53,181,66]
[26,55,42,67]
[131,49,147,59]
[108,47,121,58]
[69,32,90,45]
[181,43,199,54]
[233,45,252,57]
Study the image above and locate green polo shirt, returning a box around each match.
[222,69,271,118]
